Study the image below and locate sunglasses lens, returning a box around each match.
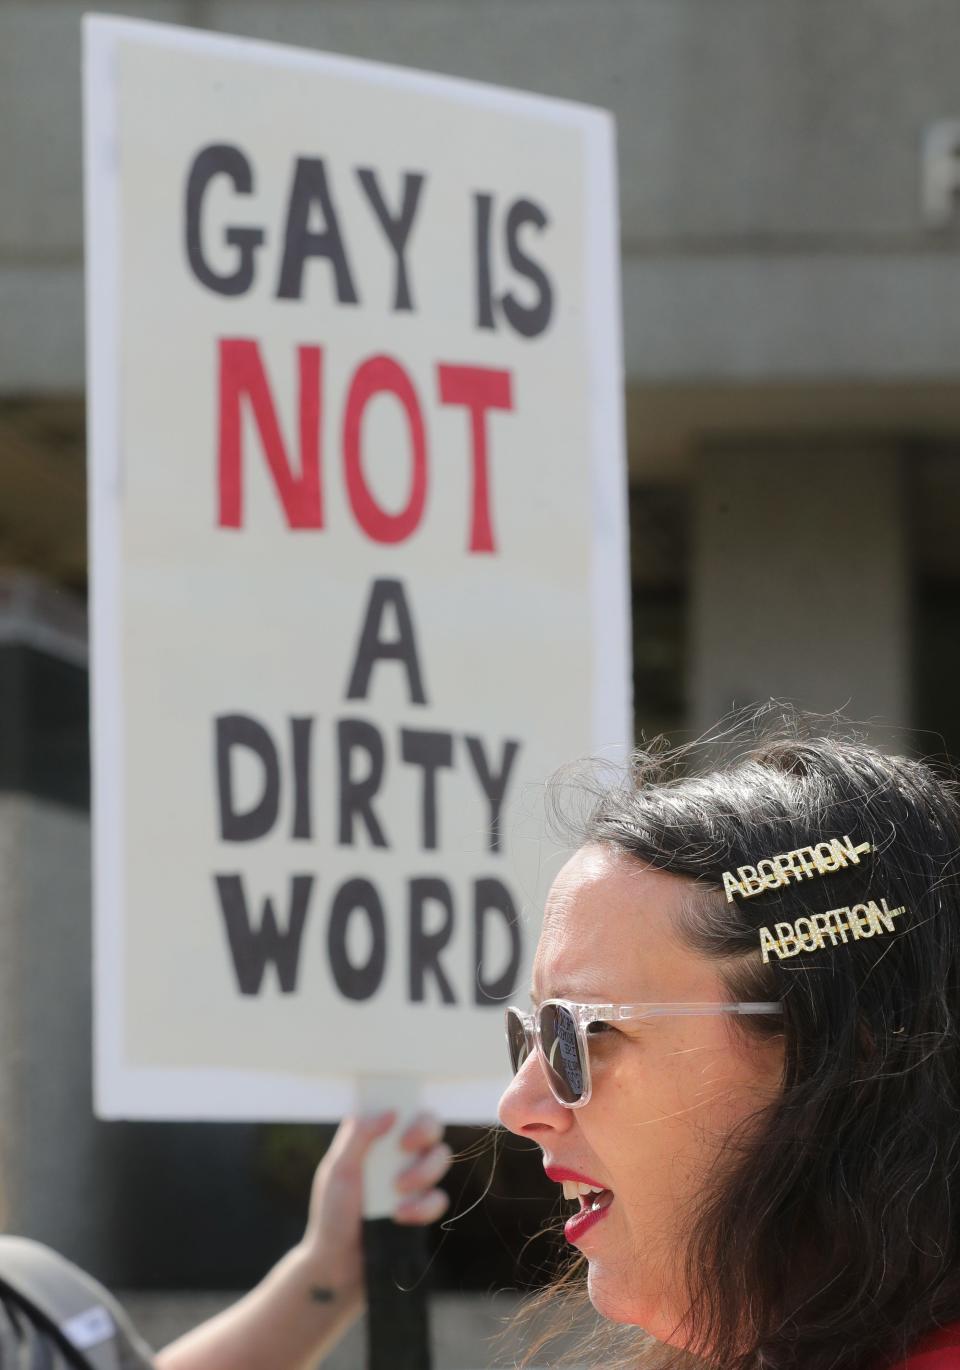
[506,1008,531,1075]
[539,1003,586,1104]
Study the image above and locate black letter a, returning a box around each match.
[345,578,427,704]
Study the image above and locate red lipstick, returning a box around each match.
[544,1165,605,1188]
[563,1194,614,1244]
[544,1165,615,1245]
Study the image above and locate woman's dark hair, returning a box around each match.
[520,712,960,1370]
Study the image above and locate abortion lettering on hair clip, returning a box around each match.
[721,834,873,903]
[758,899,906,963]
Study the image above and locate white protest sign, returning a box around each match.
[84,15,630,1122]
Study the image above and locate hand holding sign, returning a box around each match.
[155,1111,452,1370]
[303,1110,451,1303]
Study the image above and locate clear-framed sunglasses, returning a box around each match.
[505,998,784,1109]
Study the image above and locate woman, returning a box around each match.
[499,725,960,1369]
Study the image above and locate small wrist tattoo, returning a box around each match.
[310,1286,336,1304]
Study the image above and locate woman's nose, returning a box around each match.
[498,1048,575,1138]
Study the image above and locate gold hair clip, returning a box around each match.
[722,835,872,903]
[759,899,904,962]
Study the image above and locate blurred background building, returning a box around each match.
[3,1,960,1362]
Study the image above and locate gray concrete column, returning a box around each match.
[0,792,121,1272]
[691,443,910,743]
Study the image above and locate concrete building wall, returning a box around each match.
[0,793,121,1268]
[691,445,911,738]
[4,0,960,391]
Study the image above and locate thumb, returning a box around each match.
[324,1111,397,1183]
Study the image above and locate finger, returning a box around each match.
[398,1111,445,1152]
[394,1188,450,1226]
[325,1111,397,1177]
[394,1141,453,1196]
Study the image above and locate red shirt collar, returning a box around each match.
[897,1321,960,1367]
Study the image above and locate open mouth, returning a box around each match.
[560,1182,615,1243]
[543,1168,615,1244]
[561,1180,614,1213]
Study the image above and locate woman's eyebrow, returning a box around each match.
[532,980,622,1004]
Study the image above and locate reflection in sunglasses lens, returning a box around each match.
[506,1009,530,1074]
[539,1003,585,1103]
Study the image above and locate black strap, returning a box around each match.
[0,1273,99,1370]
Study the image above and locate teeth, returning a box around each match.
[561,1180,604,1200]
